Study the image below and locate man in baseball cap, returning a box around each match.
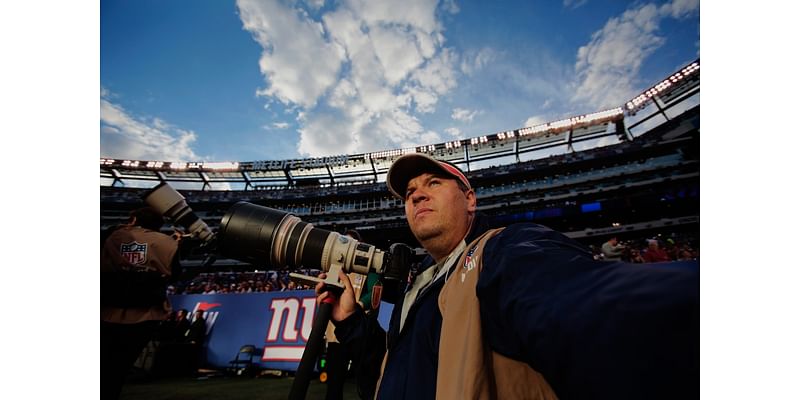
[386,153,471,199]
[317,152,699,400]
[386,153,476,263]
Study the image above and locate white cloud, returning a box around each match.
[660,0,700,19]
[409,48,458,103]
[563,0,588,10]
[571,0,699,109]
[238,0,458,157]
[100,97,200,162]
[441,0,460,14]
[451,107,479,122]
[237,0,345,108]
[370,25,426,85]
[460,48,495,76]
[307,0,325,11]
[348,0,440,35]
[523,115,547,127]
[272,122,290,129]
[444,127,461,137]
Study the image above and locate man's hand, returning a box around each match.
[315,269,358,322]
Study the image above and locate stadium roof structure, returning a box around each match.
[100,59,699,191]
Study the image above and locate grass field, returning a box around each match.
[119,371,360,400]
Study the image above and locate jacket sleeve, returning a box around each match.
[333,307,387,399]
[477,224,699,400]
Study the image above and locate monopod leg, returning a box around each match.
[288,297,335,400]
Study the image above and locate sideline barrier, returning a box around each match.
[169,291,392,371]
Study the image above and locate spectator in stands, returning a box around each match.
[628,247,646,263]
[101,207,182,400]
[643,239,671,263]
[678,248,695,261]
[202,283,216,294]
[317,153,698,400]
[601,236,626,261]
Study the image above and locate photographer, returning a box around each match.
[318,153,698,400]
[100,207,181,400]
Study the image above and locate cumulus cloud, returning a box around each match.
[441,0,460,14]
[238,0,345,108]
[444,127,461,137]
[572,0,699,109]
[523,115,547,127]
[100,92,200,162]
[236,0,459,157]
[307,0,325,10]
[451,107,479,122]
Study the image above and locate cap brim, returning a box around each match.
[386,153,469,199]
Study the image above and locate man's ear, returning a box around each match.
[465,189,477,212]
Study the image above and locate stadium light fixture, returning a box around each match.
[203,161,240,171]
[625,60,699,114]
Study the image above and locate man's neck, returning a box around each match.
[428,218,474,262]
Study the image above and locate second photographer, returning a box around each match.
[100,207,182,400]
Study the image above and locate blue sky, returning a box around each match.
[100,0,700,163]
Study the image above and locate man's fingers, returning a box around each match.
[338,270,354,293]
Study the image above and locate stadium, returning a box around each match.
[101,59,699,399]
[101,59,699,264]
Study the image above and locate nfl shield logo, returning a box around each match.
[121,241,148,265]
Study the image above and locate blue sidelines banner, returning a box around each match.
[169,291,393,371]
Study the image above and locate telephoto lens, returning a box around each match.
[217,201,387,275]
[143,182,214,242]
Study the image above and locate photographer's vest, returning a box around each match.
[101,226,178,324]
[432,228,556,399]
[375,228,557,399]
[436,228,558,399]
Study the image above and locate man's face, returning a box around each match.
[404,172,476,252]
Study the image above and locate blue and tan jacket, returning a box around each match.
[336,216,699,399]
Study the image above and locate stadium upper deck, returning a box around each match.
[101,60,699,192]
[101,60,699,262]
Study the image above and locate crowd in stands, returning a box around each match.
[589,234,699,263]
[167,269,321,296]
[165,233,698,297]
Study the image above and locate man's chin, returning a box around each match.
[412,226,441,243]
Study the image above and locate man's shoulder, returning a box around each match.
[481,222,591,260]
[488,222,563,243]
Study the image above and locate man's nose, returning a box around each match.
[410,189,428,204]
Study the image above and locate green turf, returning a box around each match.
[119,374,360,400]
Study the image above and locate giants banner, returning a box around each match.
[169,291,392,371]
